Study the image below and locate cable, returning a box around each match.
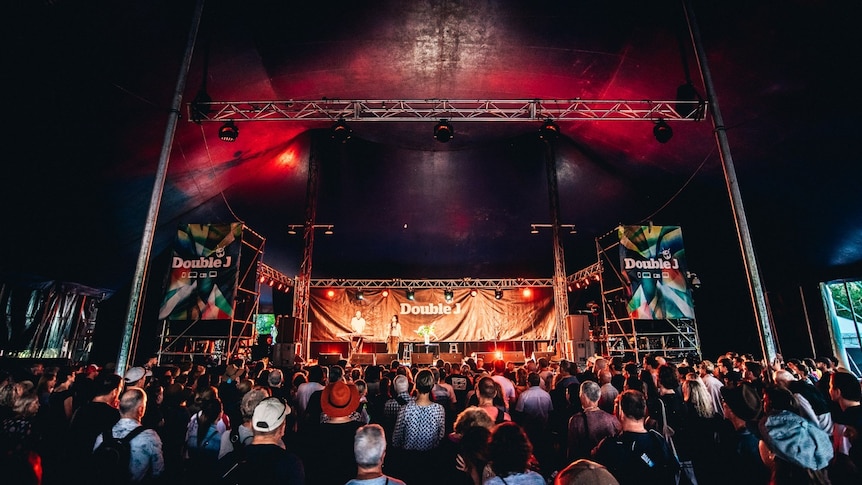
[198,123,245,223]
[638,145,715,224]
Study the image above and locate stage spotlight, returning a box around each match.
[331,118,352,143]
[530,225,539,234]
[326,289,336,299]
[433,119,454,143]
[268,278,275,287]
[522,288,532,298]
[218,121,239,142]
[494,289,503,300]
[539,119,560,141]
[444,289,453,302]
[406,289,415,300]
[259,275,267,284]
[277,283,285,291]
[381,289,390,298]
[470,289,478,297]
[653,119,672,143]
[324,225,334,235]
[356,290,364,301]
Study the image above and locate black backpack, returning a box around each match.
[90,425,147,485]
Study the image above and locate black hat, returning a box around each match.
[720,381,761,421]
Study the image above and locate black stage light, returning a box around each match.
[406,289,415,300]
[356,290,364,301]
[539,119,560,141]
[331,118,352,143]
[218,121,239,142]
[653,119,672,143]
[444,289,453,302]
[495,289,503,300]
[433,119,453,143]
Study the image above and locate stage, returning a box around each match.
[310,339,553,366]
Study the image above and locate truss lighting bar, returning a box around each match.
[566,262,603,286]
[309,278,554,288]
[187,99,707,123]
[258,263,293,287]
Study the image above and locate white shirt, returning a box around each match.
[351,316,366,334]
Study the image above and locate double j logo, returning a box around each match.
[400,302,462,315]
[623,253,679,270]
[172,247,233,271]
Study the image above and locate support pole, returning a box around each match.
[117,0,206,374]
[543,137,571,360]
[682,0,776,363]
[294,137,321,361]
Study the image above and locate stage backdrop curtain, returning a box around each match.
[308,287,555,342]
[0,279,108,359]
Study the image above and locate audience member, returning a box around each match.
[347,424,407,485]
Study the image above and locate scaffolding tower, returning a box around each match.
[595,228,701,363]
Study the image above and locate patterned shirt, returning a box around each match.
[392,400,445,451]
[93,418,164,482]
[384,392,413,420]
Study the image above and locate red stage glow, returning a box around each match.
[277,148,297,167]
[494,350,503,360]
[326,289,336,299]
[382,289,389,297]
[470,289,478,297]
[522,288,532,298]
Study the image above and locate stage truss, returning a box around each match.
[594,229,702,363]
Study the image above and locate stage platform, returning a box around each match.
[310,339,553,365]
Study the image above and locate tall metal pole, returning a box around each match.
[117,0,206,374]
[799,286,817,357]
[294,137,321,361]
[682,0,776,363]
[543,136,571,360]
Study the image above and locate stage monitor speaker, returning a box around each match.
[437,352,463,364]
[272,343,298,367]
[375,353,399,366]
[411,353,435,366]
[567,315,591,341]
[533,351,556,363]
[277,316,300,343]
[318,353,342,366]
[573,341,594,364]
[350,353,375,366]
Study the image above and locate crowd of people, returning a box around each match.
[0,350,860,484]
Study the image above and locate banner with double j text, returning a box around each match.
[618,225,695,320]
[308,287,556,343]
[158,223,243,321]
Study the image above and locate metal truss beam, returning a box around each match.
[189,99,707,123]
[567,262,603,286]
[308,278,553,288]
[257,263,294,287]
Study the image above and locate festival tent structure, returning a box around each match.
[1,1,860,366]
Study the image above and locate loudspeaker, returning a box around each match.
[567,315,591,341]
[533,351,556,362]
[272,343,297,367]
[411,353,435,366]
[350,353,375,366]
[437,353,463,364]
[277,316,300,343]
[375,353,399,366]
[318,353,342,366]
[573,341,594,364]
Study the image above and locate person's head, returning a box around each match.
[559,359,573,376]
[391,315,398,323]
[353,424,387,469]
[579,381,601,407]
[763,385,798,416]
[454,406,495,435]
[492,359,506,375]
[643,354,658,370]
[830,371,862,403]
[554,459,620,485]
[355,379,367,397]
[322,381,361,418]
[118,387,147,419]
[488,422,533,477]
[657,365,679,391]
[414,369,434,394]
[743,361,763,382]
[617,389,647,421]
[527,372,541,388]
[123,366,151,388]
[307,365,325,384]
[252,397,290,436]
[393,375,410,395]
[240,389,269,423]
[268,369,284,388]
[12,391,40,418]
[478,376,497,400]
[355,310,362,318]
[598,369,612,385]
[95,373,124,400]
[329,365,345,383]
[720,382,762,422]
[623,362,638,379]
[538,357,549,369]
[815,356,833,372]
[682,379,714,418]
[772,369,796,388]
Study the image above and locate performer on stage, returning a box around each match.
[349,310,367,355]
[387,314,401,355]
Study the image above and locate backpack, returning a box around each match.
[90,425,147,484]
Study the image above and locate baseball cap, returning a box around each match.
[123,366,152,384]
[253,397,290,432]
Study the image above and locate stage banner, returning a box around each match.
[158,223,243,321]
[618,225,695,320]
[308,287,556,343]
